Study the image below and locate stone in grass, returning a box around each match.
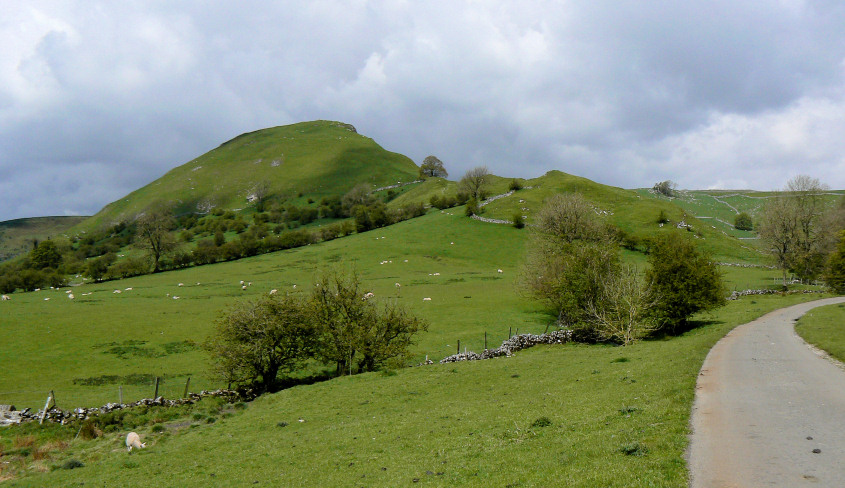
[812,448,821,454]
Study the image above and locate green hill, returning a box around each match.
[80,120,420,231]
[0,216,88,261]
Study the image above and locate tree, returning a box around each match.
[825,230,845,294]
[310,270,426,376]
[520,193,620,330]
[135,205,177,273]
[758,175,830,285]
[30,240,62,270]
[341,183,375,215]
[459,166,490,201]
[205,294,317,392]
[250,180,271,212]
[585,265,659,345]
[419,155,448,178]
[645,235,726,332]
[653,180,676,197]
[734,212,753,231]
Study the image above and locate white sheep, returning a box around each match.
[125,287,133,291]
[178,283,184,287]
[269,289,278,295]
[126,432,146,452]
[68,294,74,300]
[44,298,50,301]
[423,297,432,301]
[1,295,10,301]
[113,290,122,294]
[363,292,375,300]
[242,285,247,290]
[497,269,503,273]
[240,280,245,285]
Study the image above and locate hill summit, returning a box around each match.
[84,120,419,229]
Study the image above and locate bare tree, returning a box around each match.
[585,266,659,345]
[459,166,490,201]
[759,175,830,285]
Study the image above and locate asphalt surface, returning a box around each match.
[688,297,845,487]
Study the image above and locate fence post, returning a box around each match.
[183,377,191,398]
[39,391,54,425]
[119,385,123,404]
[457,340,460,354]
[484,332,487,350]
[509,326,512,339]
[153,377,160,399]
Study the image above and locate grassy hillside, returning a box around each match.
[0,199,823,486]
[0,216,87,262]
[79,120,420,231]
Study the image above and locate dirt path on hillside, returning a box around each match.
[688,297,845,487]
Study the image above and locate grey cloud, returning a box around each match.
[2,0,845,221]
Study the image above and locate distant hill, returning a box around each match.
[0,216,88,261]
[80,120,420,231]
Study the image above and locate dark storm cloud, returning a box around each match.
[2,1,845,221]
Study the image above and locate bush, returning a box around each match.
[513,213,525,229]
[645,235,726,332]
[509,179,523,191]
[657,210,669,224]
[734,212,753,231]
[825,230,845,294]
[465,198,479,217]
[62,459,84,470]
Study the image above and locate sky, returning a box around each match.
[2,0,845,221]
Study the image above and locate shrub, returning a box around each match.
[513,213,525,229]
[657,210,669,224]
[734,212,753,231]
[508,179,523,191]
[645,235,726,333]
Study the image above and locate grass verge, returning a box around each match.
[794,302,845,363]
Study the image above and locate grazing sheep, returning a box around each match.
[113,290,122,294]
[242,285,247,290]
[44,298,50,301]
[363,292,375,300]
[1,295,10,301]
[423,297,432,301]
[125,287,133,291]
[178,283,184,287]
[68,294,74,300]
[497,269,503,273]
[126,432,146,452]
[172,296,180,300]
[240,280,245,285]
[269,289,278,295]
[395,283,401,288]
[292,284,297,289]
[65,290,72,294]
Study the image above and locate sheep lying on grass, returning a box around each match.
[126,432,146,452]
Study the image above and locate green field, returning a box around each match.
[0,204,833,486]
[795,303,845,363]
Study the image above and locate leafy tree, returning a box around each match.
[30,240,62,270]
[645,235,726,332]
[459,166,490,201]
[342,183,375,214]
[419,155,448,178]
[205,294,317,392]
[825,230,845,294]
[734,212,753,231]
[310,270,426,376]
[86,252,116,282]
[135,205,177,273]
[520,193,620,330]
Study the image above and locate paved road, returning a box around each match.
[688,297,845,487]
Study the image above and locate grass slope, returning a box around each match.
[0,216,88,262]
[12,294,827,487]
[795,302,845,363]
[80,120,420,231]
